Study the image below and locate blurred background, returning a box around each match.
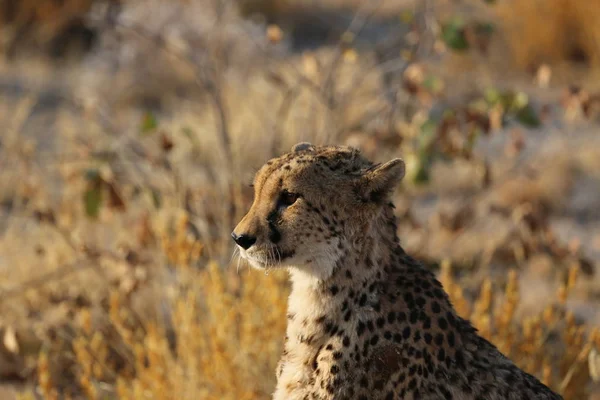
[0,0,599,398]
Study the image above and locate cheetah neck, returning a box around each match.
[288,204,398,314]
[279,206,401,392]
[289,203,399,307]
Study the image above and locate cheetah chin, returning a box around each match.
[240,246,296,270]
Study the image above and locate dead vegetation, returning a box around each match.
[0,0,599,399]
[496,0,600,70]
[0,0,105,59]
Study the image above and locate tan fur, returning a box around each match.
[233,144,562,400]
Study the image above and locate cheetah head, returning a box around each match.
[232,142,405,279]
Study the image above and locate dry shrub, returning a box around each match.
[22,213,289,399]
[0,0,100,58]
[113,264,288,400]
[26,227,599,398]
[128,215,288,399]
[496,0,600,69]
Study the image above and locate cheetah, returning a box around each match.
[232,143,563,400]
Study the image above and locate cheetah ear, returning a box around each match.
[291,142,315,153]
[358,158,405,203]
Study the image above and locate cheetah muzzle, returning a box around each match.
[232,143,563,400]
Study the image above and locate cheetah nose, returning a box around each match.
[231,232,257,250]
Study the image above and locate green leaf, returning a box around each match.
[422,75,444,94]
[483,88,501,106]
[466,127,482,153]
[515,105,541,128]
[140,112,158,135]
[84,169,101,181]
[512,92,529,110]
[400,10,414,24]
[150,188,162,209]
[84,183,103,218]
[182,127,195,139]
[441,19,469,51]
[487,89,539,127]
[418,119,438,150]
[475,22,495,35]
[442,109,456,119]
[470,98,490,114]
[496,91,524,113]
[413,152,432,184]
[413,119,438,185]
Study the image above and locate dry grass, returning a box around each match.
[11,218,599,399]
[11,224,599,399]
[0,0,600,399]
[10,217,291,400]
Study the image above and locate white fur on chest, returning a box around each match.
[273,268,374,400]
[274,270,338,399]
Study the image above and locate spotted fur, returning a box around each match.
[232,144,563,400]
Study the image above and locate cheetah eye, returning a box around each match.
[280,190,300,207]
